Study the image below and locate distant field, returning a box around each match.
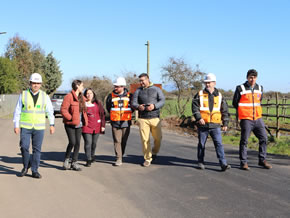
[161,98,290,124]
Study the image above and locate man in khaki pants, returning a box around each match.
[132,73,165,167]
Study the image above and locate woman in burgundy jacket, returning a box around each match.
[82,88,106,167]
[61,80,88,171]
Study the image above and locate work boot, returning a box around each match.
[63,158,70,170]
[258,160,272,169]
[19,162,31,177]
[32,172,42,179]
[19,168,29,177]
[240,163,250,171]
[71,162,82,171]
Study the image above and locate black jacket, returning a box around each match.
[106,88,133,128]
[192,88,229,128]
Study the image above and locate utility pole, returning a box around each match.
[145,40,150,76]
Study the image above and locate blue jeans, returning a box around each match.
[197,127,227,166]
[20,128,45,173]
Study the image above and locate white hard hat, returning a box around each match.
[204,73,216,82]
[30,73,42,83]
[113,77,126,86]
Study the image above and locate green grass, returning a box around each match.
[227,99,289,118]
[222,134,290,156]
[161,98,289,125]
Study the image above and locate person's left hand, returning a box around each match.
[101,127,105,132]
[145,104,155,111]
[221,126,227,132]
[50,126,55,134]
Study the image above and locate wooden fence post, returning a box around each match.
[282,97,286,121]
[276,92,280,139]
[266,98,270,120]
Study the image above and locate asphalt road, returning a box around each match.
[0,118,289,218]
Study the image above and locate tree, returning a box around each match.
[43,52,62,94]
[5,35,34,89]
[81,76,113,104]
[4,35,46,90]
[0,57,21,94]
[162,57,205,117]
[121,71,139,90]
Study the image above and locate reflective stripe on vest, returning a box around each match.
[110,92,132,121]
[238,84,262,120]
[20,90,47,130]
[199,90,222,124]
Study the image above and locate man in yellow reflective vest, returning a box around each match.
[106,77,133,166]
[192,73,231,171]
[233,69,272,170]
[13,73,55,179]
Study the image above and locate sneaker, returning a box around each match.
[258,160,272,169]
[114,159,122,166]
[143,160,151,167]
[32,172,42,179]
[240,163,250,171]
[71,162,82,171]
[198,162,205,170]
[221,164,231,171]
[85,160,92,167]
[63,158,70,170]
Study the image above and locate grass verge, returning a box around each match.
[222,134,290,156]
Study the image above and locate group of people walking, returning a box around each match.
[13,69,272,179]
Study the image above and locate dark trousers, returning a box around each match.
[197,127,227,166]
[112,127,130,159]
[20,128,44,173]
[82,133,100,161]
[239,118,268,164]
[64,124,82,162]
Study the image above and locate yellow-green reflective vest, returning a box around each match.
[20,90,47,130]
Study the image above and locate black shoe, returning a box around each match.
[221,164,231,171]
[85,160,92,167]
[152,154,157,161]
[32,172,42,179]
[19,168,29,177]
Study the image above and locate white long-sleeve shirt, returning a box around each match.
[13,89,55,128]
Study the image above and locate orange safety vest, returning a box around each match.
[199,90,222,124]
[110,92,132,121]
[238,84,262,120]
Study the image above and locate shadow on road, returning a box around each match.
[0,155,22,175]
[225,149,290,166]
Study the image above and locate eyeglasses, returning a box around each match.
[114,86,123,88]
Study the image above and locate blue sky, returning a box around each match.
[1,0,289,92]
